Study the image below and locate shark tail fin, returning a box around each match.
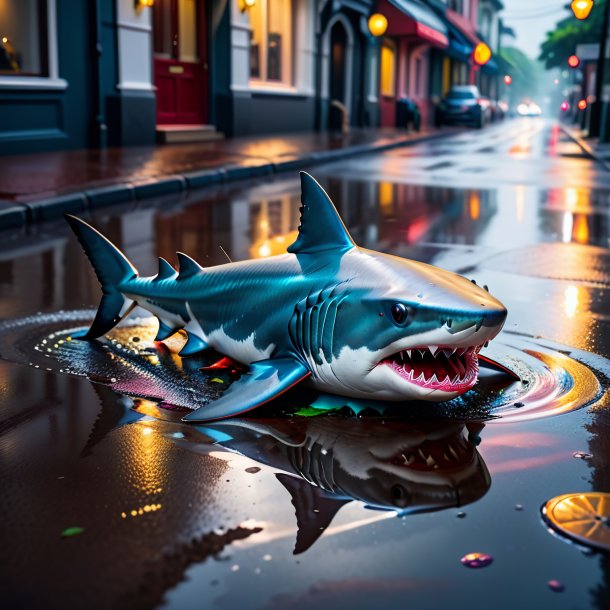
[66,215,138,339]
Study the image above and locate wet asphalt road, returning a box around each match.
[2,118,610,610]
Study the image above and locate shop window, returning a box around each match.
[249,0,293,85]
[380,40,395,98]
[0,0,48,76]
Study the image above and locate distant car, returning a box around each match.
[435,85,492,129]
[517,101,542,117]
[490,100,509,122]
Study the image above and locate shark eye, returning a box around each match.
[391,303,409,325]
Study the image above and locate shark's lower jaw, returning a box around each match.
[381,345,481,394]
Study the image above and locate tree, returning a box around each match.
[499,46,543,102]
[539,0,607,69]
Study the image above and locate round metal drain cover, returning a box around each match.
[542,492,610,551]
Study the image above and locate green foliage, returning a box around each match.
[498,46,542,100]
[539,0,606,69]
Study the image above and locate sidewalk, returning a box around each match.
[0,127,457,229]
[559,124,610,170]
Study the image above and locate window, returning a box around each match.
[0,0,48,76]
[380,40,395,98]
[249,0,293,85]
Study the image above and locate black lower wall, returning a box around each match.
[107,91,156,147]
[230,92,315,136]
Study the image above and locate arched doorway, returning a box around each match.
[330,22,347,108]
[322,14,354,130]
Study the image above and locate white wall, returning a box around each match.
[116,0,154,92]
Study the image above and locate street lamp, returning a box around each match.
[368,13,388,37]
[578,99,588,110]
[571,0,594,20]
[568,54,581,68]
[473,42,492,66]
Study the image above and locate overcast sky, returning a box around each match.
[501,0,573,60]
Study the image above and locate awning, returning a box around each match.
[380,0,449,48]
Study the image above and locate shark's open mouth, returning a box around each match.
[381,345,482,393]
[386,433,475,473]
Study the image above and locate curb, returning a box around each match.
[558,124,610,171]
[1,129,450,229]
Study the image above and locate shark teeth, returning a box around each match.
[384,344,484,390]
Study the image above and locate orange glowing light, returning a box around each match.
[368,13,388,37]
[578,99,588,110]
[571,0,594,20]
[568,55,580,68]
[473,43,492,66]
[504,74,512,85]
[468,192,480,221]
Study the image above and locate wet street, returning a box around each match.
[3,117,610,610]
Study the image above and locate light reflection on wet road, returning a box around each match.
[2,119,610,610]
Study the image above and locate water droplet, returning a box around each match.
[515,504,524,511]
[460,552,493,568]
[254,567,261,574]
[547,580,564,592]
[457,511,466,519]
[231,564,239,572]
[573,451,593,460]
[262,554,272,561]
[245,467,261,474]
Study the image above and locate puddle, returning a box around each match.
[0,312,607,424]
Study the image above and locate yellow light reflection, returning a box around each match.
[468,192,480,221]
[563,285,579,319]
[379,182,394,217]
[251,230,299,259]
[573,214,589,244]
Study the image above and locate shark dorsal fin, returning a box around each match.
[156,257,176,281]
[177,251,203,279]
[287,172,356,256]
[276,473,350,555]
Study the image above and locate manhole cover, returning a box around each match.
[542,492,610,551]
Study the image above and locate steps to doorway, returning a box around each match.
[156,125,224,144]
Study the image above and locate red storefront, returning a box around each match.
[376,0,448,128]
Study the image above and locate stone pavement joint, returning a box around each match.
[0,128,457,229]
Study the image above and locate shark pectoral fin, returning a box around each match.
[477,354,521,381]
[182,359,310,422]
[276,473,350,555]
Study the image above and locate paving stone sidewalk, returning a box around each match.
[0,127,456,229]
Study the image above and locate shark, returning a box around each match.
[66,172,511,422]
[168,417,491,554]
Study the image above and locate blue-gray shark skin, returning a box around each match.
[66,172,508,422]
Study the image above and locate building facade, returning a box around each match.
[0,0,505,155]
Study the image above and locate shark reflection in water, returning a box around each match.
[171,417,491,554]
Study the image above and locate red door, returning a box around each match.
[153,0,208,125]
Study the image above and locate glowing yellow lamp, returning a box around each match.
[571,0,594,20]
[239,0,256,12]
[473,43,492,66]
[135,0,154,14]
[368,13,388,37]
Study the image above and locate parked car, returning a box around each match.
[436,85,492,129]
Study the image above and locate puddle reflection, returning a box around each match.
[172,418,490,554]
